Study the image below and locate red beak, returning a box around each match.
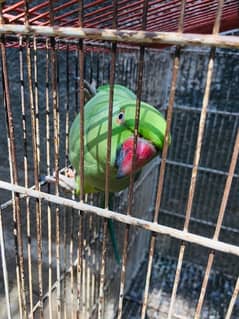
[116,136,157,178]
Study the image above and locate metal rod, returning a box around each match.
[52,47,61,319]
[1,181,239,257]
[127,49,145,214]
[98,219,107,318]
[25,33,44,319]
[168,1,224,318]
[98,2,118,317]
[76,1,85,317]
[86,240,91,319]
[70,44,78,319]
[98,44,116,316]
[170,44,213,319]
[33,36,41,172]
[32,253,79,315]
[183,48,216,231]
[1,142,238,214]
[0,208,12,319]
[19,35,34,317]
[117,1,148,316]
[170,107,191,212]
[166,157,239,179]
[213,130,239,240]
[69,200,75,319]
[159,208,239,235]
[66,48,78,319]
[0,14,27,319]
[194,129,239,318]
[82,236,86,318]
[0,25,239,49]
[161,105,239,117]
[48,2,61,317]
[63,208,67,319]
[141,1,186,316]
[225,276,239,319]
[65,44,70,167]
[63,44,70,319]
[45,38,53,319]
[78,7,85,201]
[24,1,44,317]
[143,47,181,319]
[104,33,116,210]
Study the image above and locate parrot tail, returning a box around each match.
[108,193,121,265]
[107,219,121,265]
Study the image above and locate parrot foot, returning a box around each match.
[42,168,76,192]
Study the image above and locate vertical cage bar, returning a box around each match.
[63,44,70,319]
[127,39,146,213]
[98,1,118,317]
[45,38,53,319]
[168,1,224,318]
[2,43,26,318]
[225,276,239,319]
[66,43,76,319]
[98,220,107,319]
[183,47,215,231]
[86,213,93,318]
[69,202,75,319]
[19,35,34,317]
[117,1,148,317]
[34,35,44,319]
[0,207,12,319]
[0,4,27,316]
[78,0,85,201]
[140,1,186,318]
[194,129,239,318]
[26,39,43,317]
[24,1,44,317]
[65,44,70,168]
[48,1,61,318]
[104,3,117,210]
[74,49,79,114]
[52,35,61,319]
[82,229,87,318]
[100,23,117,319]
[33,36,41,171]
[76,0,85,317]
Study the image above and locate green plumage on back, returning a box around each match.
[69,84,167,194]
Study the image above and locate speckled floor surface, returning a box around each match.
[123,254,239,319]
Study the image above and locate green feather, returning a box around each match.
[69,84,168,265]
[69,84,167,193]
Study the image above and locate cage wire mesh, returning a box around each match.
[0,0,239,319]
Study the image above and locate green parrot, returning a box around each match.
[44,84,167,264]
[69,84,167,194]
[68,84,167,264]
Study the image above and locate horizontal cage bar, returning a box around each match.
[0,180,239,257]
[0,25,238,49]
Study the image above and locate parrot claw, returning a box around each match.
[42,168,76,192]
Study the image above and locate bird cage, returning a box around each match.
[0,0,239,318]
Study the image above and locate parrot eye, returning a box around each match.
[118,111,125,123]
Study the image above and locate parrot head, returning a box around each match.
[116,136,157,178]
[113,100,167,179]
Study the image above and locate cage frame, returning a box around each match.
[0,0,239,319]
